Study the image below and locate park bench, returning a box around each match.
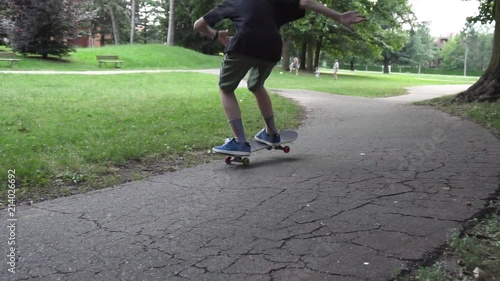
[0,52,21,67]
[96,55,123,68]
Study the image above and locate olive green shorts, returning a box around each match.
[218,52,276,93]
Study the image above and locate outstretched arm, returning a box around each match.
[298,0,366,31]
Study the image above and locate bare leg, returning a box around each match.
[220,89,241,120]
[220,89,246,143]
[252,86,278,133]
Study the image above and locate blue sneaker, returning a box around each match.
[254,129,281,146]
[213,138,251,156]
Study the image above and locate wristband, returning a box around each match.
[213,30,219,41]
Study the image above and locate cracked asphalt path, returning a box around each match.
[2,84,499,281]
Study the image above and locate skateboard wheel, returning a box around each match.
[283,146,290,153]
[266,146,272,150]
[225,156,232,165]
[242,158,250,166]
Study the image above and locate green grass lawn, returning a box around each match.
[0,44,222,70]
[265,69,479,97]
[416,96,500,133]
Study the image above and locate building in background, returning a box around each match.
[430,35,451,68]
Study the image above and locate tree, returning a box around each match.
[80,0,129,46]
[279,0,412,73]
[130,0,136,44]
[440,25,493,74]
[6,0,79,58]
[135,0,165,44]
[301,0,412,73]
[472,30,494,70]
[454,0,500,102]
[368,0,413,73]
[286,10,328,72]
[161,0,227,53]
[399,22,436,73]
[108,3,120,45]
[166,0,174,45]
[0,1,8,45]
[441,34,464,70]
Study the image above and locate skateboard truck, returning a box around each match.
[266,145,291,153]
[224,156,250,165]
[224,145,291,166]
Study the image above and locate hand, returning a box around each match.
[217,29,231,47]
[339,11,366,31]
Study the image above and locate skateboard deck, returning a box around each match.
[217,130,298,165]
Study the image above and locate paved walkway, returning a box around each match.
[1,74,499,280]
[384,84,472,103]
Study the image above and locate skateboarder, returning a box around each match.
[194,0,366,156]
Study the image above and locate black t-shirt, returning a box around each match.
[203,0,305,62]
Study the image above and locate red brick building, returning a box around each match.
[429,35,451,68]
[66,0,106,48]
[68,29,103,48]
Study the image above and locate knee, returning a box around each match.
[249,85,266,95]
[248,84,260,93]
[249,81,268,93]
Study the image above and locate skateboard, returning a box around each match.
[216,130,298,166]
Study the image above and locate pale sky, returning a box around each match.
[408,0,480,37]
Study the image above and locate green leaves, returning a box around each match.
[440,28,493,72]
[6,0,79,57]
[399,22,436,68]
[467,0,495,24]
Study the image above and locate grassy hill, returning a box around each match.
[0,44,222,70]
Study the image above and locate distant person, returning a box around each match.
[290,57,300,75]
[333,59,339,80]
[194,0,366,156]
[314,67,320,78]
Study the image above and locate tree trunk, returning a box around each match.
[453,0,500,102]
[314,37,323,69]
[100,30,105,46]
[300,41,307,70]
[463,43,468,76]
[383,56,390,74]
[281,35,291,71]
[130,0,136,44]
[167,0,175,46]
[306,40,314,72]
[108,6,119,45]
